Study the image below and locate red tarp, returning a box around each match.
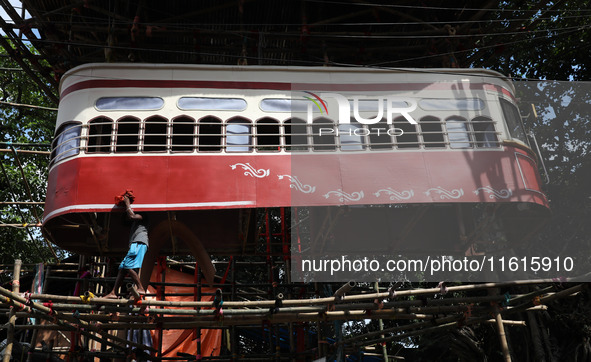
[148,265,222,358]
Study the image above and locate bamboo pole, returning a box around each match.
[485,319,526,326]
[375,282,388,362]
[0,149,51,155]
[3,259,22,362]
[23,276,573,308]
[26,263,49,362]
[493,302,512,361]
[4,301,486,316]
[0,202,45,205]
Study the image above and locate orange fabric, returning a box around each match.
[114,189,135,205]
[148,266,222,358]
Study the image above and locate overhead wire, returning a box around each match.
[6,5,591,33]
[0,18,582,83]
[7,12,591,28]
[301,0,591,13]
[364,25,587,68]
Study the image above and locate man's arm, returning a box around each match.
[124,196,143,220]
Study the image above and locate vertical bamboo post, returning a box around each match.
[26,264,49,362]
[230,257,237,361]
[4,259,22,362]
[158,258,166,358]
[196,266,202,360]
[374,282,388,362]
[489,288,511,362]
[286,253,296,362]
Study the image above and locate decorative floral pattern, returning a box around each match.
[229,163,270,178]
[278,175,316,194]
[473,186,512,199]
[374,188,414,201]
[323,189,364,202]
[228,161,519,204]
[424,187,464,200]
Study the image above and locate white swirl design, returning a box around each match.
[323,189,364,202]
[278,175,316,194]
[229,163,270,178]
[374,188,414,201]
[473,186,512,199]
[424,187,464,200]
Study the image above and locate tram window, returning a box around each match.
[338,121,366,151]
[115,117,140,153]
[51,122,81,163]
[472,117,499,148]
[419,98,485,111]
[312,118,336,151]
[143,116,168,152]
[256,118,280,152]
[393,118,419,149]
[446,117,472,149]
[198,117,222,152]
[178,97,247,111]
[172,116,195,152]
[368,123,394,150]
[284,118,308,152]
[226,118,252,152]
[499,98,527,141]
[96,97,163,110]
[420,116,445,148]
[260,98,310,112]
[87,117,112,153]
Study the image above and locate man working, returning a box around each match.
[105,195,148,298]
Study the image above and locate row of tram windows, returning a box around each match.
[50,115,501,163]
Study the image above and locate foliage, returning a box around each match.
[0,43,60,264]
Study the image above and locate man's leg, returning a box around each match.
[127,269,146,295]
[104,268,126,298]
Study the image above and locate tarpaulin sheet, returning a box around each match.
[148,265,221,359]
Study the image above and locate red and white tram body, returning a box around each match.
[43,64,549,256]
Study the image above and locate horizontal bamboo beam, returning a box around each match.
[0,149,50,155]
[0,223,42,228]
[22,276,578,309]
[0,202,44,205]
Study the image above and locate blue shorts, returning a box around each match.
[119,242,148,270]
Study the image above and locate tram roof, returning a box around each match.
[59,63,515,96]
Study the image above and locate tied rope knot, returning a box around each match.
[23,292,32,306]
[80,291,95,303]
[437,281,448,295]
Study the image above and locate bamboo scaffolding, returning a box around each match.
[2,300,489,315]
[18,276,580,309]
[356,284,584,348]
[5,303,550,330]
[2,255,586,360]
[0,286,157,353]
[3,259,21,362]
